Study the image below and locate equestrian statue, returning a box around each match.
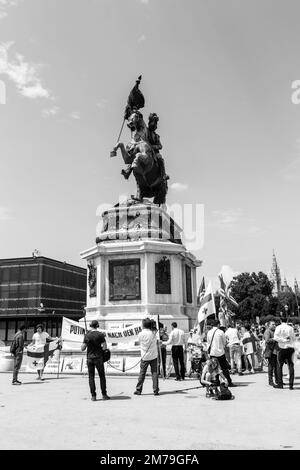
[110,76,169,205]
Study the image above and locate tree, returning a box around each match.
[229,271,274,321]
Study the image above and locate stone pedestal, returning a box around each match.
[81,202,202,332]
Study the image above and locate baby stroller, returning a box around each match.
[189,345,206,379]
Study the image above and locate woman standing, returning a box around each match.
[30,324,56,380]
[242,324,256,374]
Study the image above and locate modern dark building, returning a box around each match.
[0,256,86,344]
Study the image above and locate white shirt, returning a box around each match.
[32,331,50,346]
[225,327,241,347]
[138,329,158,361]
[165,328,185,346]
[207,327,226,357]
[274,323,295,349]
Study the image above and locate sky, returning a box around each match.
[1,0,300,289]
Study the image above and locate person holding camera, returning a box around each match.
[134,318,159,396]
[81,320,110,401]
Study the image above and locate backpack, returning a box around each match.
[213,383,234,400]
[10,338,17,355]
[103,348,111,363]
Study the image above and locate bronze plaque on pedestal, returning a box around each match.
[109,259,141,301]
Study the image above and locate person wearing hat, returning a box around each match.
[81,320,110,401]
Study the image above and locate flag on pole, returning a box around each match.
[26,339,60,371]
[198,281,216,335]
[124,75,145,119]
[197,276,206,306]
[218,274,238,307]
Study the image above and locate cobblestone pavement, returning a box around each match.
[0,364,299,450]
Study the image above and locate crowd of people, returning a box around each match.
[9,316,299,401]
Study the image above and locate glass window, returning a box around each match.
[2,268,10,282]
[186,265,192,304]
[0,321,6,341]
[0,286,9,297]
[7,320,17,340]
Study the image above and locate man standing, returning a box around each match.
[11,324,26,385]
[273,316,295,390]
[134,318,159,396]
[163,322,186,381]
[207,319,235,387]
[264,320,278,387]
[225,321,243,376]
[81,320,110,401]
[158,322,168,378]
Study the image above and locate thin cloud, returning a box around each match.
[0,42,52,100]
[0,0,20,20]
[0,207,13,221]
[69,111,80,120]
[97,99,108,110]
[42,106,60,118]
[137,0,149,4]
[170,182,189,192]
[138,34,146,43]
[210,208,264,237]
[282,157,300,181]
[211,208,243,231]
[282,138,300,181]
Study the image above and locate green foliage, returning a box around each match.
[230,271,300,320]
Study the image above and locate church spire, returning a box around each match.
[270,250,281,295]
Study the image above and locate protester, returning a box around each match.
[225,321,243,375]
[11,324,26,385]
[163,321,186,381]
[81,320,110,401]
[158,322,168,378]
[273,316,295,390]
[207,319,235,387]
[201,358,227,397]
[263,320,278,386]
[30,324,56,380]
[186,330,195,376]
[251,325,263,370]
[241,324,255,374]
[134,318,159,396]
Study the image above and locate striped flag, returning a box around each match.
[198,281,216,335]
[197,276,206,305]
[219,274,238,307]
[26,339,60,371]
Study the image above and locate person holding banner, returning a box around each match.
[134,318,159,396]
[81,320,110,401]
[30,324,57,381]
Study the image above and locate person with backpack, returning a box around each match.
[11,324,26,385]
[207,319,235,387]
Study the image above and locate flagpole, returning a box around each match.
[156,314,164,380]
[56,341,62,379]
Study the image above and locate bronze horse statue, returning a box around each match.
[112,111,168,205]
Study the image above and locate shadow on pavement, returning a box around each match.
[109,396,131,400]
[21,382,46,385]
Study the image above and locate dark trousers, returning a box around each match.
[13,353,23,382]
[267,354,278,385]
[136,358,159,393]
[277,348,294,387]
[158,348,167,377]
[87,358,107,397]
[211,354,232,385]
[171,345,185,379]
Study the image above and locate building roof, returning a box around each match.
[0,256,86,274]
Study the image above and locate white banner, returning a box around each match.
[61,317,142,345]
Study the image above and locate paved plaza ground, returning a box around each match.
[1,363,300,450]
